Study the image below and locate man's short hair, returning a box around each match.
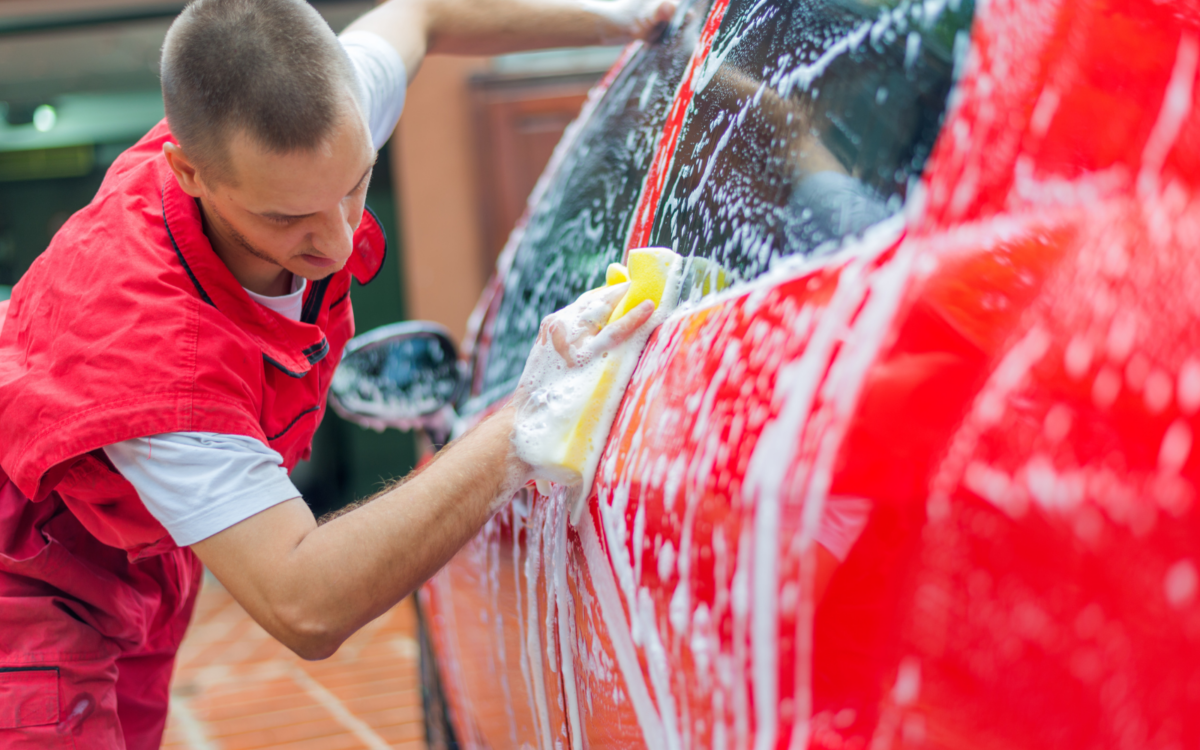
[161,0,357,184]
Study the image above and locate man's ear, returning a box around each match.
[163,142,207,198]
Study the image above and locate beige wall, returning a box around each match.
[392,55,491,344]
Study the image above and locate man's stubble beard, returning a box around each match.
[204,198,336,281]
[205,199,284,267]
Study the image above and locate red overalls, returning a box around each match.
[0,120,385,748]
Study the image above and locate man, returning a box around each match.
[0,0,666,745]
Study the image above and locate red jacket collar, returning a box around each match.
[159,170,386,377]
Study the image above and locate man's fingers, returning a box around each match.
[585,281,630,306]
[597,299,655,348]
[549,320,574,364]
[633,0,677,41]
[652,0,677,25]
[543,284,654,365]
[575,282,630,328]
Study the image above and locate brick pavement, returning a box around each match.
[163,575,426,750]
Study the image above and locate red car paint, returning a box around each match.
[422,0,1200,747]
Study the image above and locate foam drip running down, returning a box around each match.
[513,248,684,524]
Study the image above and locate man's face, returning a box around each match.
[198,101,377,287]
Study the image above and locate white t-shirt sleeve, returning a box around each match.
[103,432,302,547]
[339,30,408,151]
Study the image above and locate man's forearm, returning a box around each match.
[345,0,667,79]
[291,406,521,653]
[424,0,637,55]
[195,406,524,659]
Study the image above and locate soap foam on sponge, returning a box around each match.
[513,247,683,523]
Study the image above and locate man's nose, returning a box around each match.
[310,203,360,261]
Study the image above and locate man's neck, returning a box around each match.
[197,197,293,297]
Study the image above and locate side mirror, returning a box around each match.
[329,322,464,436]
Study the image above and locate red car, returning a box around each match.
[332,0,1200,746]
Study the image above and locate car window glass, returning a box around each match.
[650,0,975,285]
[475,0,974,403]
[476,3,707,401]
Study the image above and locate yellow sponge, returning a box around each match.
[562,357,620,474]
[606,247,679,324]
[554,248,679,477]
[514,247,683,522]
[605,263,629,286]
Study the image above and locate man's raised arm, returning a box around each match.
[344,0,677,80]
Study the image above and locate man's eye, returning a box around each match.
[266,215,298,225]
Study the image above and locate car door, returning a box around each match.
[844,3,1200,747]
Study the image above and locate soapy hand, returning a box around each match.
[511,247,682,519]
[512,282,653,436]
[539,282,655,369]
[588,0,678,44]
[510,281,655,493]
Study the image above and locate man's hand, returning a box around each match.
[510,281,655,497]
[587,0,678,45]
[512,282,653,415]
[539,281,654,367]
[191,288,650,661]
[344,0,679,81]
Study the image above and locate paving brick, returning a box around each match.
[215,716,353,750]
[372,719,426,745]
[341,689,423,716]
[164,576,426,749]
[355,705,423,725]
[194,701,331,736]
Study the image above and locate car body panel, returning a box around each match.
[421,0,1200,747]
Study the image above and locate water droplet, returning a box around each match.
[1106,313,1137,364]
[658,540,676,582]
[1164,559,1198,609]
[1159,419,1193,474]
[1092,366,1121,408]
[1178,358,1200,414]
[892,657,921,706]
[1145,369,1174,414]
[1064,335,1093,379]
[1124,353,1150,392]
[1043,404,1072,443]
[833,708,856,729]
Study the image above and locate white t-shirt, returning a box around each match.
[340,30,408,151]
[103,31,407,547]
[244,271,307,319]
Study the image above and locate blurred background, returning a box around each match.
[0,0,621,517]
